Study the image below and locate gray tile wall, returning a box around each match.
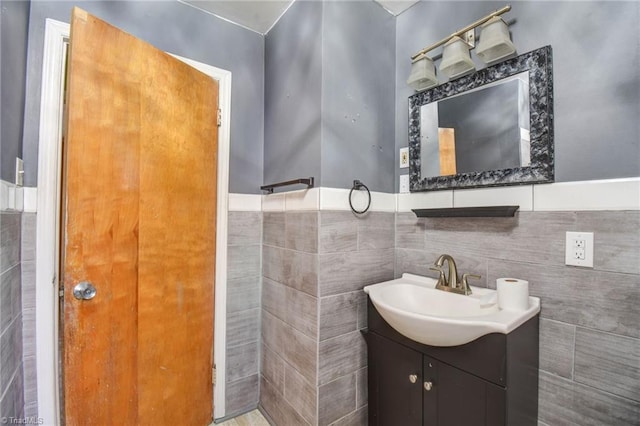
[20,214,36,418]
[318,212,394,426]
[0,211,24,420]
[225,211,262,418]
[396,211,640,425]
[261,212,319,426]
[260,211,395,426]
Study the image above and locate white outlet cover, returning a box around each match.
[399,174,410,193]
[399,147,409,168]
[565,231,594,268]
[15,158,24,187]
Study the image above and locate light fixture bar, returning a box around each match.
[410,5,511,61]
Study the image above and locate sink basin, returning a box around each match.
[363,273,540,347]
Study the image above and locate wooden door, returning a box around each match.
[62,8,218,425]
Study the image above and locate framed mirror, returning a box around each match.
[409,46,553,192]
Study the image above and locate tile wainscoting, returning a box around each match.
[0,208,25,420]
[14,180,640,424]
[260,210,394,425]
[20,213,36,418]
[258,209,640,425]
[225,211,263,418]
[252,181,639,425]
[396,211,640,425]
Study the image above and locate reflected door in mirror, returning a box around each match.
[420,72,530,179]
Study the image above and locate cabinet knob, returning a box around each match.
[424,381,433,391]
[409,374,418,384]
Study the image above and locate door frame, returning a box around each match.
[35,18,231,424]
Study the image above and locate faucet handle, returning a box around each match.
[461,273,481,294]
[429,266,447,286]
[462,273,481,284]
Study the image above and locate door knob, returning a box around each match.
[409,374,418,383]
[424,381,433,391]
[73,281,97,300]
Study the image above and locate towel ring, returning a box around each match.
[349,180,371,215]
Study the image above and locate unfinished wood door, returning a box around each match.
[63,8,218,425]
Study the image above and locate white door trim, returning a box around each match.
[36,19,231,424]
[35,18,67,426]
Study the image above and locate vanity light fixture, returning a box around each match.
[408,4,515,90]
[407,53,438,91]
[439,36,476,79]
[476,16,517,64]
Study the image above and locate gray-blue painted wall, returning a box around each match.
[1,0,31,183]
[396,1,640,189]
[264,1,396,193]
[321,1,395,192]
[264,1,323,191]
[22,1,264,193]
[13,0,640,193]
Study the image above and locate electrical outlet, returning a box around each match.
[399,147,409,169]
[15,158,24,187]
[399,174,410,193]
[565,231,594,268]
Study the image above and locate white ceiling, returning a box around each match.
[181,0,420,35]
[376,0,420,16]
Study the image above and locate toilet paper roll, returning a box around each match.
[496,278,529,311]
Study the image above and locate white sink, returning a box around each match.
[363,273,540,347]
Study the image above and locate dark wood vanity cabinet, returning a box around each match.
[365,299,539,426]
[368,332,506,426]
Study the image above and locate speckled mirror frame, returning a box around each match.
[409,45,554,192]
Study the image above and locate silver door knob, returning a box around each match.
[73,281,97,300]
[409,374,418,384]
[424,381,433,391]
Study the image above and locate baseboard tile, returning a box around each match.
[0,180,33,212]
[229,193,262,212]
[12,178,640,215]
[319,188,396,212]
[533,178,640,211]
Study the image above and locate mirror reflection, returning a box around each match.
[420,71,530,178]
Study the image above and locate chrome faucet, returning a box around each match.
[430,254,480,296]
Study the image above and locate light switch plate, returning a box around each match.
[399,174,410,193]
[399,147,409,168]
[565,231,594,268]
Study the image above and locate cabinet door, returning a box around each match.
[424,360,506,426]
[370,334,423,425]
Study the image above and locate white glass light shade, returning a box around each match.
[439,36,475,80]
[407,55,438,91]
[476,16,516,64]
